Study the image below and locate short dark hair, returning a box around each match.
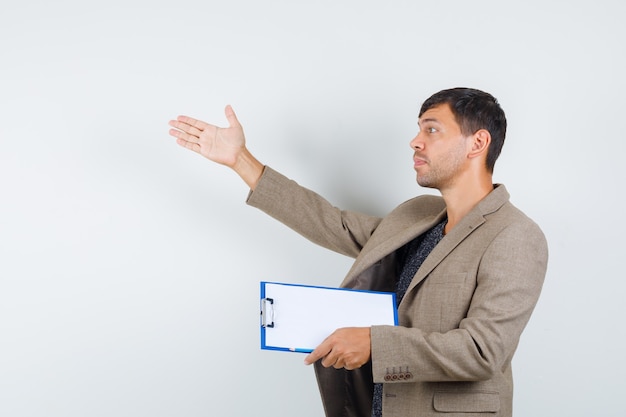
[419,88,507,173]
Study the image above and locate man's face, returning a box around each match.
[410,104,470,190]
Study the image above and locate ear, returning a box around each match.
[467,129,491,160]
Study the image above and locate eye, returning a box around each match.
[426,127,437,133]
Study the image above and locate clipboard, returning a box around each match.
[260,281,398,353]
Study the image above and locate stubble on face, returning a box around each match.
[414,105,469,190]
[415,142,467,190]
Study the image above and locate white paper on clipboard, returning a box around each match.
[260,281,398,353]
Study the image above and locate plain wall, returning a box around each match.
[1,1,624,416]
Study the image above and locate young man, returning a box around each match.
[168,88,548,417]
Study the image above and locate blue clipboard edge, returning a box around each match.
[260,281,399,353]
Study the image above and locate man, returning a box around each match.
[168,88,548,417]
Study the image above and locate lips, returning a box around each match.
[413,155,427,168]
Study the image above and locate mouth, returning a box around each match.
[413,156,427,168]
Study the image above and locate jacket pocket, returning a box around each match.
[433,390,500,413]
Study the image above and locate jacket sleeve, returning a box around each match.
[246,166,383,258]
[370,218,548,382]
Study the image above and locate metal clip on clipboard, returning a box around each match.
[261,297,275,328]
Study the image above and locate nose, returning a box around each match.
[410,132,424,150]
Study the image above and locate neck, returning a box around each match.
[440,174,494,234]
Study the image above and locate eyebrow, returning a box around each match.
[418,117,441,126]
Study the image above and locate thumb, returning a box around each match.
[224,105,241,128]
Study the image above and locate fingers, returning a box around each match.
[304,328,371,370]
[175,115,210,131]
[167,107,242,162]
[168,127,197,145]
[304,343,330,366]
[327,354,346,370]
[168,119,204,139]
[168,117,213,151]
[168,107,238,140]
[168,105,239,137]
[168,119,203,154]
[304,339,348,369]
[305,347,354,370]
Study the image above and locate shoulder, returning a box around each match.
[495,202,547,247]
[481,189,548,258]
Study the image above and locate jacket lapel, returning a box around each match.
[404,184,510,296]
[404,210,485,294]
[342,210,446,288]
[342,185,510,295]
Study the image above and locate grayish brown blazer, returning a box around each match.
[248,167,548,417]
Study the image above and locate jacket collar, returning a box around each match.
[404,184,510,294]
[342,184,510,291]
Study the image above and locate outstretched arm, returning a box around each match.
[168,105,264,190]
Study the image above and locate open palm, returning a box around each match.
[168,105,245,168]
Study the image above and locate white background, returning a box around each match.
[1,1,624,416]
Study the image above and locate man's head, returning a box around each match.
[419,88,507,173]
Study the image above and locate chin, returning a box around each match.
[416,177,439,190]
